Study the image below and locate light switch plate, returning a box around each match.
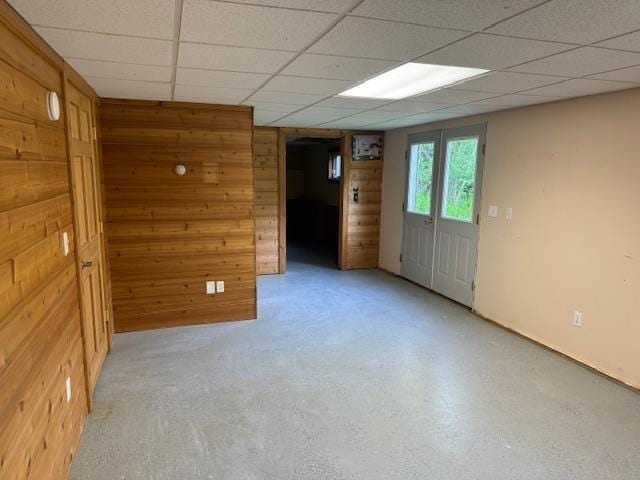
[206,281,216,294]
[62,232,69,255]
[506,207,513,221]
[488,205,498,217]
[65,377,71,402]
[216,280,225,293]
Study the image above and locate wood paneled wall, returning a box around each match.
[101,99,256,332]
[0,3,87,479]
[252,128,383,273]
[253,127,279,274]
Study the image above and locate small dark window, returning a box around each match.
[328,149,341,182]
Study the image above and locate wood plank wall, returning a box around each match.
[252,128,383,273]
[0,4,88,479]
[253,127,279,274]
[100,99,257,332]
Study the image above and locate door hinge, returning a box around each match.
[92,126,98,141]
[402,202,405,212]
[399,253,403,262]
[472,281,476,293]
[404,150,408,160]
[476,212,480,225]
[482,143,486,155]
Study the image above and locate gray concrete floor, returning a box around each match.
[70,247,640,480]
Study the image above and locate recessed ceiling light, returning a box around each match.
[337,63,489,100]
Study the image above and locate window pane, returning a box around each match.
[442,137,478,222]
[407,142,434,215]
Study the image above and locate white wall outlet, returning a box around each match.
[206,281,216,294]
[65,377,71,402]
[216,280,225,293]
[62,232,70,256]
[505,207,513,221]
[488,205,498,217]
[573,311,582,327]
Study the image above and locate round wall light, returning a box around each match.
[174,164,186,176]
[46,91,61,121]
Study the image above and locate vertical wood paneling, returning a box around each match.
[0,3,88,479]
[253,127,279,274]
[101,99,256,332]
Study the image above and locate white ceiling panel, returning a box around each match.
[588,65,640,84]
[173,84,255,103]
[280,53,397,80]
[471,94,564,107]
[437,104,507,115]
[596,31,640,53]
[181,0,337,50]
[176,68,269,89]
[36,27,173,65]
[228,0,350,13]
[487,0,640,44]
[67,59,172,82]
[521,78,636,97]
[351,0,545,31]
[86,77,171,100]
[178,43,295,73]
[241,101,302,112]
[317,117,384,129]
[248,91,326,105]
[316,96,391,109]
[254,110,288,125]
[416,33,572,70]
[375,101,446,114]
[261,76,354,95]
[453,72,564,94]
[8,0,175,38]
[511,47,640,77]
[309,17,465,61]
[296,106,365,117]
[337,110,406,123]
[410,89,497,104]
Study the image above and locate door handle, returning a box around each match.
[424,218,434,225]
[81,260,93,268]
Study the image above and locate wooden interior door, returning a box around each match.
[65,81,109,401]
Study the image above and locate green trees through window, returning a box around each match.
[408,142,434,215]
[442,137,478,222]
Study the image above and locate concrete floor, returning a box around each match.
[70,247,640,480]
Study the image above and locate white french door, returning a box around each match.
[401,124,485,307]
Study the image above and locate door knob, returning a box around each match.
[424,218,433,224]
[81,260,93,268]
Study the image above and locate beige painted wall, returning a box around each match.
[380,87,640,389]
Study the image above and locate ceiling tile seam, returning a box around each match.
[170,0,185,100]
[592,26,640,45]
[240,0,366,105]
[578,64,640,81]
[30,24,173,42]
[210,0,352,15]
[478,0,553,32]
[83,76,172,85]
[62,56,173,68]
[179,39,297,53]
[343,14,472,34]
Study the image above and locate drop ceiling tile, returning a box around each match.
[298,106,365,117]
[36,27,173,65]
[436,104,506,115]
[67,59,172,82]
[452,72,564,94]
[309,17,465,61]
[588,65,640,83]
[316,97,393,109]
[269,116,324,127]
[181,0,337,50]
[249,90,326,105]
[596,31,640,53]
[366,112,460,129]
[375,101,446,114]
[85,77,171,100]
[8,0,175,38]
[416,33,572,70]
[316,118,379,129]
[511,47,640,77]
[471,94,564,107]
[174,84,255,103]
[352,0,545,31]
[487,0,640,44]
[410,89,497,104]
[280,53,398,80]
[339,111,407,123]
[275,110,347,125]
[176,68,269,89]
[178,43,295,73]
[241,101,302,112]
[254,110,288,125]
[261,76,354,95]
[228,0,349,12]
[521,78,636,97]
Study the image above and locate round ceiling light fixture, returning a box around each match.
[46,91,61,121]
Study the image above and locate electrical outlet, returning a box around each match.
[206,281,216,294]
[506,207,513,221]
[573,311,582,327]
[65,377,71,402]
[216,280,225,293]
[488,205,498,217]
[62,232,70,255]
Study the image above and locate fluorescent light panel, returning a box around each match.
[338,63,489,100]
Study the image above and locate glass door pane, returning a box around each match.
[407,142,435,216]
[441,136,479,222]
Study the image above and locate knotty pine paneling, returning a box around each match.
[253,127,279,274]
[101,99,256,332]
[0,3,87,479]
